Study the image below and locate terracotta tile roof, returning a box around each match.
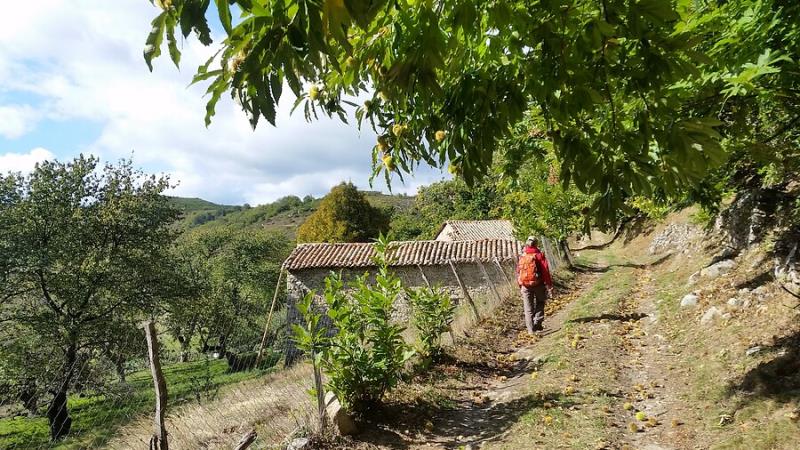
[435,220,516,241]
[283,239,523,271]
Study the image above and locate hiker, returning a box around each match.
[517,236,554,333]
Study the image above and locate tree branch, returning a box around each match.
[36,270,65,317]
[762,114,800,144]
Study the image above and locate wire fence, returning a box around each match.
[0,294,318,450]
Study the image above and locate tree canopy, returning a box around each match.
[166,226,292,360]
[296,182,390,243]
[141,0,798,226]
[0,156,178,440]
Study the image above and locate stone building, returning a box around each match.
[435,220,516,241]
[435,219,566,270]
[282,238,523,362]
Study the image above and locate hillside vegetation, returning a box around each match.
[170,191,414,239]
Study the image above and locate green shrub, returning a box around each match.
[293,237,414,412]
[408,286,455,362]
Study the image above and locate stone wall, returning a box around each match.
[285,260,518,363]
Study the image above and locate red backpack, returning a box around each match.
[517,253,541,287]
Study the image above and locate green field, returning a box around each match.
[0,357,278,449]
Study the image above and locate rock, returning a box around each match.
[287,437,310,450]
[738,288,751,296]
[746,346,762,356]
[722,313,732,320]
[700,306,722,325]
[649,223,701,254]
[680,293,699,308]
[700,259,737,280]
[687,271,701,285]
[753,285,769,297]
[325,391,358,436]
[727,297,742,308]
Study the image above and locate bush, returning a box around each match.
[407,286,455,363]
[293,237,414,412]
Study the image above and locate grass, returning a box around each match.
[0,356,280,449]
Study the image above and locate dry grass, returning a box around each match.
[106,364,316,450]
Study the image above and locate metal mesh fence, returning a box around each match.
[0,298,317,450]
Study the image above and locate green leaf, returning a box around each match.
[166,14,181,68]
[144,11,168,72]
[269,73,283,104]
[215,0,233,34]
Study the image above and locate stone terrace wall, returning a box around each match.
[285,260,518,363]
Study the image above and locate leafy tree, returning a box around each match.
[389,177,499,240]
[297,182,390,243]
[167,227,292,361]
[498,152,591,248]
[139,0,800,225]
[0,156,178,440]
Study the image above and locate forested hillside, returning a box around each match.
[170,191,415,239]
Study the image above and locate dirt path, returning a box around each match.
[351,268,604,449]
[614,267,684,450]
[350,253,705,450]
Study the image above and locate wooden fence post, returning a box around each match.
[477,260,503,304]
[416,264,432,288]
[448,260,480,321]
[256,268,285,367]
[311,349,327,431]
[142,320,168,450]
[495,258,516,292]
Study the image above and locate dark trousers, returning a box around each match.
[520,284,547,333]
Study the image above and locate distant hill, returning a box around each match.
[169,192,415,239]
[168,196,247,229]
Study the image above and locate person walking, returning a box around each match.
[516,236,554,333]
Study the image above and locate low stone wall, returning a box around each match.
[285,260,518,363]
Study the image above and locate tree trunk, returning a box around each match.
[18,383,40,417]
[47,343,76,441]
[115,356,127,383]
[218,334,227,356]
[559,239,574,268]
[177,335,190,363]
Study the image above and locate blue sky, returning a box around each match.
[0,0,446,205]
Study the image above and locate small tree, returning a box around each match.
[297,182,390,243]
[294,237,414,412]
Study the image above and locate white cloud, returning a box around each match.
[0,147,55,174]
[0,1,441,205]
[0,105,39,138]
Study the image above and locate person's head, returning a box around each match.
[526,236,539,248]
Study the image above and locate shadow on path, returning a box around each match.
[356,391,580,449]
[572,253,673,274]
[568,312,648,324]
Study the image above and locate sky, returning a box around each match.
[0,1,447,205]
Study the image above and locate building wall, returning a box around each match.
[284,260,518,363]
